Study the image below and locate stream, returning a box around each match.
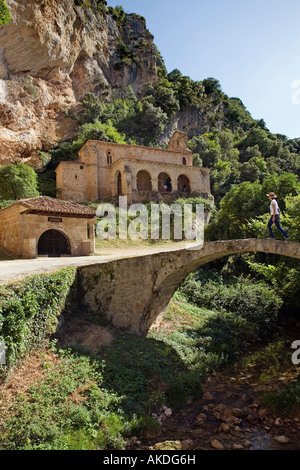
[130,324,300,451]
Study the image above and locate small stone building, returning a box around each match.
[0,197,96,259]
[55,131,212,204]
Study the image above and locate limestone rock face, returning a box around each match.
[0,0,160,164]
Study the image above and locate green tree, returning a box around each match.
[118,99,168,145]
[206,173,300,241]
[225,97,254,130]
[202,77,222,95]
[240,157,267,183]
[0,163,39,200]
[167,69,204,108]
[261,172,299,213]
[0,1,10,25]
[205,181,263,240]
[153,80,180,115]
[76,120,127,144]
[81,93,104,123]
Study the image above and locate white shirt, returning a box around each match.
[270,199,280,215]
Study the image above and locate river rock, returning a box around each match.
[181,439,195,450]
[243,440,252,448]
[219,423,230,433]
[232,443,243,450]
[164,408,172,418]
[274,435,290,444]
[194,416,206,427]
[211,439,225,450]
[275,418,283,427]
[151,441,182,451]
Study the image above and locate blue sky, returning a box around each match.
[107,0,300,139]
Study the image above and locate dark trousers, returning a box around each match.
[267,214,289,239]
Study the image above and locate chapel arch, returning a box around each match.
[136,170,152,191]
[114,170,122,196]
[158,172,172,192]
[37,229,71,257]
[178,174,191,193]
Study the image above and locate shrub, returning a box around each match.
[261,374,300,416]
[0,268,77,370]
[0,1,10,25]
[0,349,127,450]
[179,275,282,337]
[0,163,39,201]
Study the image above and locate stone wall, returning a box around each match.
[0,204,22,257]
[56,161,87,202]
[131,190,212,205]
[79,139,193,167]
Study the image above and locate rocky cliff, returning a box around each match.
[0,0,162,164]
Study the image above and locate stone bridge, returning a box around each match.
[77,239,300,336]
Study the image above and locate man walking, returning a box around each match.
[267,192,289,240]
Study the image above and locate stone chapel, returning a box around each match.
[55,131,212,204]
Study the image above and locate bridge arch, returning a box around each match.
[78,239,300,336]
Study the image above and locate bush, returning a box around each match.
[0,200,15,210]
[174,197,215,214]
[0,349,127,450]
[261,374,300,416]
[179,275,282,337]
[0,268,77,370]
[0,0,10,25]
[0,163,39,201]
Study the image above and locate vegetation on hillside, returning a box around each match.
[0,0,10,25]
[37,69,300,207]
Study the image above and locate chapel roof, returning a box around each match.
[0,196,96,217]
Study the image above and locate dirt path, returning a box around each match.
[130,367,300,451]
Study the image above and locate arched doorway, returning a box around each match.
[158,172,172,192]
[178,174,191,193]
[115,170,122,196]
[136,170,152,191]
[38,230,71,257]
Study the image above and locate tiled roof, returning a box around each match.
[18,196,96,216]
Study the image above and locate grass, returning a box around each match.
[260,375,300,417]
[234,337,295,383]
[95,236,187,250]
[0,347,129,450]
[233,335,300,417]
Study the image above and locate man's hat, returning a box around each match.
[267,192,277,198]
